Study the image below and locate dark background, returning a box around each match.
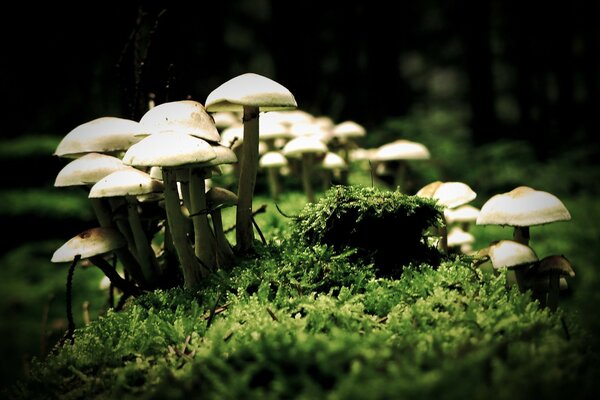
[2,0,599,157]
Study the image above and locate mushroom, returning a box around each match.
[205,73,297,254]
[482,239,539,292]
[446,226,475,253]
[319,152,347,190]
[416,181,476,253]
[332,120,366,163]
[89,168,164,285]
[206,187,238,269]
[372,139,430,193]
[54,117,146,158]
[444,204,480,232]
[53,153,146,287]
[531,255,575,311]
[282,136,328,203]
[122,131,217,288]
[476,186,571,245]
[51,227,141,342]
[259,151,288,201]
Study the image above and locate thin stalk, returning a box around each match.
[394,161,407,193]
[236,105,260,254]
[547,270,561,312]
[125,195,159,284]
[301,153,316,203]
[90,255,142,296]
[267,167,281,200]
[189,168,217,271]
[64,255,80,345]
[513,226,530,245]
[163,168,207,288]
[211,209,236,270]
[90,197,146,287]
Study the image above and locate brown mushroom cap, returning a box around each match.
[476,186,571,227]
[51,227,126,263]
[206,187,238,211]
[537,255,575,277]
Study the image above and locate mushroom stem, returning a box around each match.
[89,255,142,296]
[235,105,260,254]
[394,161,407,193]
[163,168,207,288]
[301,153,316,203]
[514,267,527,292]
[266,167,281,201]
[211,209,236,270]
[89,198,147,288]
[547,269,561,312]
[439,224,448,253]
[513,226,530,245]
[125,195,159,284]
[64,255,80,344]
[189,168,217,271]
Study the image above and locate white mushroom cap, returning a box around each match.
[122,132,216,167]
[486,240,538,270]
[447,226,475,247]
[51,227,126,263]
[350,148,378,162]
[259,118,292,140]
[205,73,297,113]
[259,151,288,168]
[219,125,244,148]
[211,111,240,129]
[444,205,481,224]
[282,136,328,158]
[195,145,238,168]
[54,117,146,158]
[333,120,366,139]
[314,116,334,130]
[373,140,430,161]
[290,122,333,143]
[416,181,477,208]
[321,152,347,170]
[476,186,571,227]
[139,100,220,143]
[54,153,131,187]
[89,168,163,198]
[261,110,314,127]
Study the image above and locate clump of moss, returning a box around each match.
[292,185,443,276]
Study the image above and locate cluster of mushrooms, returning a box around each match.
[50,73,575,342]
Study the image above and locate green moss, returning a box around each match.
[292,185,443,276]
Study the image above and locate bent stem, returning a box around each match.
[163,168,207,288]
[63,255,80,345]
[211,208,236,270]
[236,105,260,255]
[90,255,142,296]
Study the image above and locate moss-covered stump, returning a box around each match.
[293,185,443,277]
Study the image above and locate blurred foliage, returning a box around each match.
[0,135,60,159]
[0,189,94,219]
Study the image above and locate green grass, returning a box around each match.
[5,185,600,399]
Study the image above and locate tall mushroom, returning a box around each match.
[476,186,571,245]
[481,239,539,292]
[205,73,297,255]
[282,136,328,203]
[372,139,430,192]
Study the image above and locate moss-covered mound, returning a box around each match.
[293,185,443,276]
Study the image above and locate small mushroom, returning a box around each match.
[282,136,328,203]
[259,151,288,200]
[484,239,539,292]
[51,227,141,342]
[206,187,238,270]
[531,255,575,311]
[372,139,430,193]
